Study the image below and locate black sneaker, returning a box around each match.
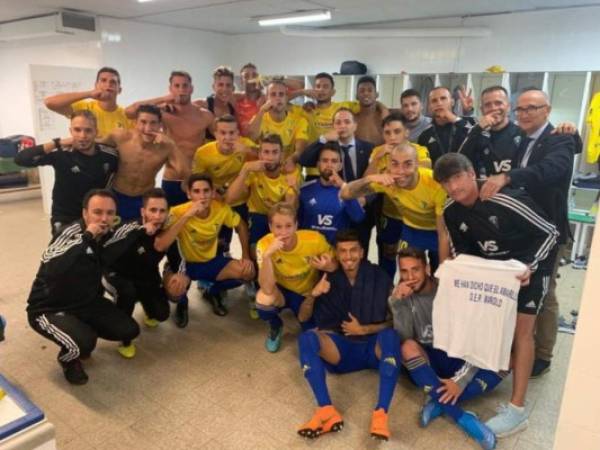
[530,358,551,378]
[174,301,189,328]
[206,292,228,316]
[60,359,89,385]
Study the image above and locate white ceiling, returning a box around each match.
[2,0,600,35]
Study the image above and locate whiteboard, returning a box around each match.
[29,65,96,215]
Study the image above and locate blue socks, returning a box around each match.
[208,279,242,297]
[298,331,331,406]
[375,328,401,412]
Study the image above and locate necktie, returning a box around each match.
[520,137,535,168]
[341,144,355,181]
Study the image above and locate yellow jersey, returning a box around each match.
[71,99,133,138]
[245,167,302,214]
[259,112,309,159]
[371,167,447,229]
[167,200,240,262]
[192,138,256,205]
[369,143,431,173]
[256,230,334,296]
[290,101,360,142]
[586,92,600,164]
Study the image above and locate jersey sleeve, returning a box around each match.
[369,182,386,195]
[70,99,91,112]
[164,242,186,274]
[432,183,448,216]
[13,144,55,167]
[102,221,145,265]
[255,237,269,268]
[244,172,254,187]
[316,233,335,258]
[443,205,476,259]
[389,298,415,342]
[41,225,94,276]
[414,143,431,166]
[294,117,310,142]
[343,198,366,224]
[164,205,184,231]
[192,148,206,174]
[222,204,241,229]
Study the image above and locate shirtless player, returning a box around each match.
[354,76,389,146]
[125,71,214,206]
[104,105,177,221]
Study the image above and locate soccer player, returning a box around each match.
[298,142,365,244]
[14,111,118,235]
[400,89,431,142]
[354,75,389,146]
[26,189,140,385]
[225,134,302,254]
[296,230,400,441]
[102,189,190,353]
[341,143,449,278]
[156,174,254,317]
[247,80,309,170]
[44,67,132,137]
[418,87,475,165]
[391,247,503,450]
[434,153,558,437]
[234,63,266,137]
[102,105,177,221]
[124,71,214,206]
[193,114,256,254]
[255,203,336,352]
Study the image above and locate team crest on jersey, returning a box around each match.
[488,215,499,228]
[483,148,490,155]
[103,163,110,173]
[459,222,468,232]
[514,135,522,147]
[137,246,146,255]
[309,198,317,206]
[71,165,81,173]
[428,137,436,144]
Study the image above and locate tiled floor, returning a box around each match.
[0,198,586,449]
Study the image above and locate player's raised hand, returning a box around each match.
[458,85,474,113]
[479,174,509,201]
[516,267,531,287]
[239,258,256,278]
[86,222,109,238]
[90,88,111,101]
[323,129,339,142]
[183,200,207,218]
[479,112,502,130]
[391,281,414,300]
[311,273,331,297]
[342,313,364,336]
[264,237,285,257]
[244,160,267,173]
[260,100,273,113]
[329,170,345,188]
[552,121,578,135]
[368,173,396,187]
[310,253,333,271]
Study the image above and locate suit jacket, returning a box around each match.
[509,123,575,244]
[298,138,374,181]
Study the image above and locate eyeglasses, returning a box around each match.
[514,105,547,115]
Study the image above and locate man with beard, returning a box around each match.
[247,80,309,171]
[102,188,190,351]
[391,247,502,450]
[418,87,475,165]
[15,111,118,235]
[354,76,389,146]
[45,67,133,137]
[341,144,449,278]
[234,63,266,137]
[125,71,214,206]
[298,143,365,244]
[399,89,431,142]
[102,105,177,221]
[156,174,254,317]
[255,203,336,352]
[295,229,399,442]
[225,134,302,254]
[26,189,140,385]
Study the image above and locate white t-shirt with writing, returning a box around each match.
[432,254,527,371]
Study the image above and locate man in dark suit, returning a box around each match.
[299,107,375,251]
[480,89,576,379]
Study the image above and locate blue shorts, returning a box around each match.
[323,333,379,374]
[161,179,188,207]
[401,225,438,252]
[186,254,232,282]
[249,212,270,245]
[218,204,249,250]
[424,346,466,379]
[378,215,403,245]
[114,190,143,222]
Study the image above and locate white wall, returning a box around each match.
[0,18,231,139]
[230,7,600,75]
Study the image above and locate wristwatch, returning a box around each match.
[52,138,62,150]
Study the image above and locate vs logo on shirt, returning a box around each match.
[317,214,333,226]
[477,240,499,252]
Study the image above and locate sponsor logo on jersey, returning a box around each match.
[493,160,512,172]
[317,214,333,226]
[459,222,468,232]
[477,240,499,252]
[488,215,499,228]
[137,246,146,255]
[309,198,317,206]
[428,137,436,144]
[71,165,81,173]
[86,247,93,254]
